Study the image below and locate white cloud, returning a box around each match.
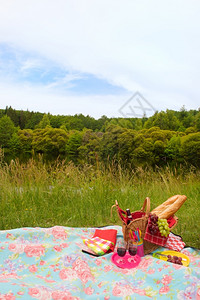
[19,58,42,73]
[44,73,85,90]
[0,79,197,120]
[0,80,130,118]
[0,0,199,115]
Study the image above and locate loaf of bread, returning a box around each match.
[151,195,187,219]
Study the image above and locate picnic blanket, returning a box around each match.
[0,225,199,299]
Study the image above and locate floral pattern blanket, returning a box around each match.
[0,225,199,299]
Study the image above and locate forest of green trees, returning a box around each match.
[0,106,200,168]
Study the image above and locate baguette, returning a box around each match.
[151,195,187,219]
[151,195,180,215]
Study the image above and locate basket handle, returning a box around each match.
[141,197,150,216]
[111,200,127,223]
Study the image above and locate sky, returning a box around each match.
[0,0,200,119]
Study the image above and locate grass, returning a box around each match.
[0,158,199,249]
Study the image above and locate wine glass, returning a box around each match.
[128,240,138,256]
[116,238,127,257]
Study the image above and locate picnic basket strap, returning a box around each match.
[110,200,127,224]
[170,215,178,230]
[141,197,150,216]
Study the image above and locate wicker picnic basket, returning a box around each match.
[113,196,182,255]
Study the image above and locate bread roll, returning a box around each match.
[151,195,187,219]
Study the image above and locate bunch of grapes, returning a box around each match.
[148,213,159,235]
[167,255,183,265]
[157,218,170,237]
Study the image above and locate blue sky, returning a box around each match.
[0,44,126,95]
[0,1,200,118]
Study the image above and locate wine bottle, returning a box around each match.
[126,208,133,224]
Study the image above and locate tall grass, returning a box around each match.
[0,158,199,249]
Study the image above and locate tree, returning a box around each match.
[100,125,126,162]
[74,114,97,131]
[117,129,136,163]
[165,135,181,163]
[9,132,22,154]
[0,115,16,147]
[78,129,101,164]
[65,116,84,131]
[32,128,68,155]
[153,140,166,164]
[35,114,51,129]
[96,115,109,131]
[5,106,19,127]
[132,147,150,166]
[25,112,43,129]
[104,118,134,129]
[65,131,83,162]
[144,110,180,130]
[185,127,197,134]
[194,112,200,131]
[19,111,27,129]
[18,129,33,153]
[180,133,200,166]
[49,115,66,128]
[148,128,174,142]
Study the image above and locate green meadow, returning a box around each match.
[0,158,199,249]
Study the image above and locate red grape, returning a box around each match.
[167,255,183,265]
[148,213,159,235]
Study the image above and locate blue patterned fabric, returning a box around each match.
[0,225,199,299]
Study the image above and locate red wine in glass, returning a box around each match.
[129,246,137,256]
[117,247,126,257]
